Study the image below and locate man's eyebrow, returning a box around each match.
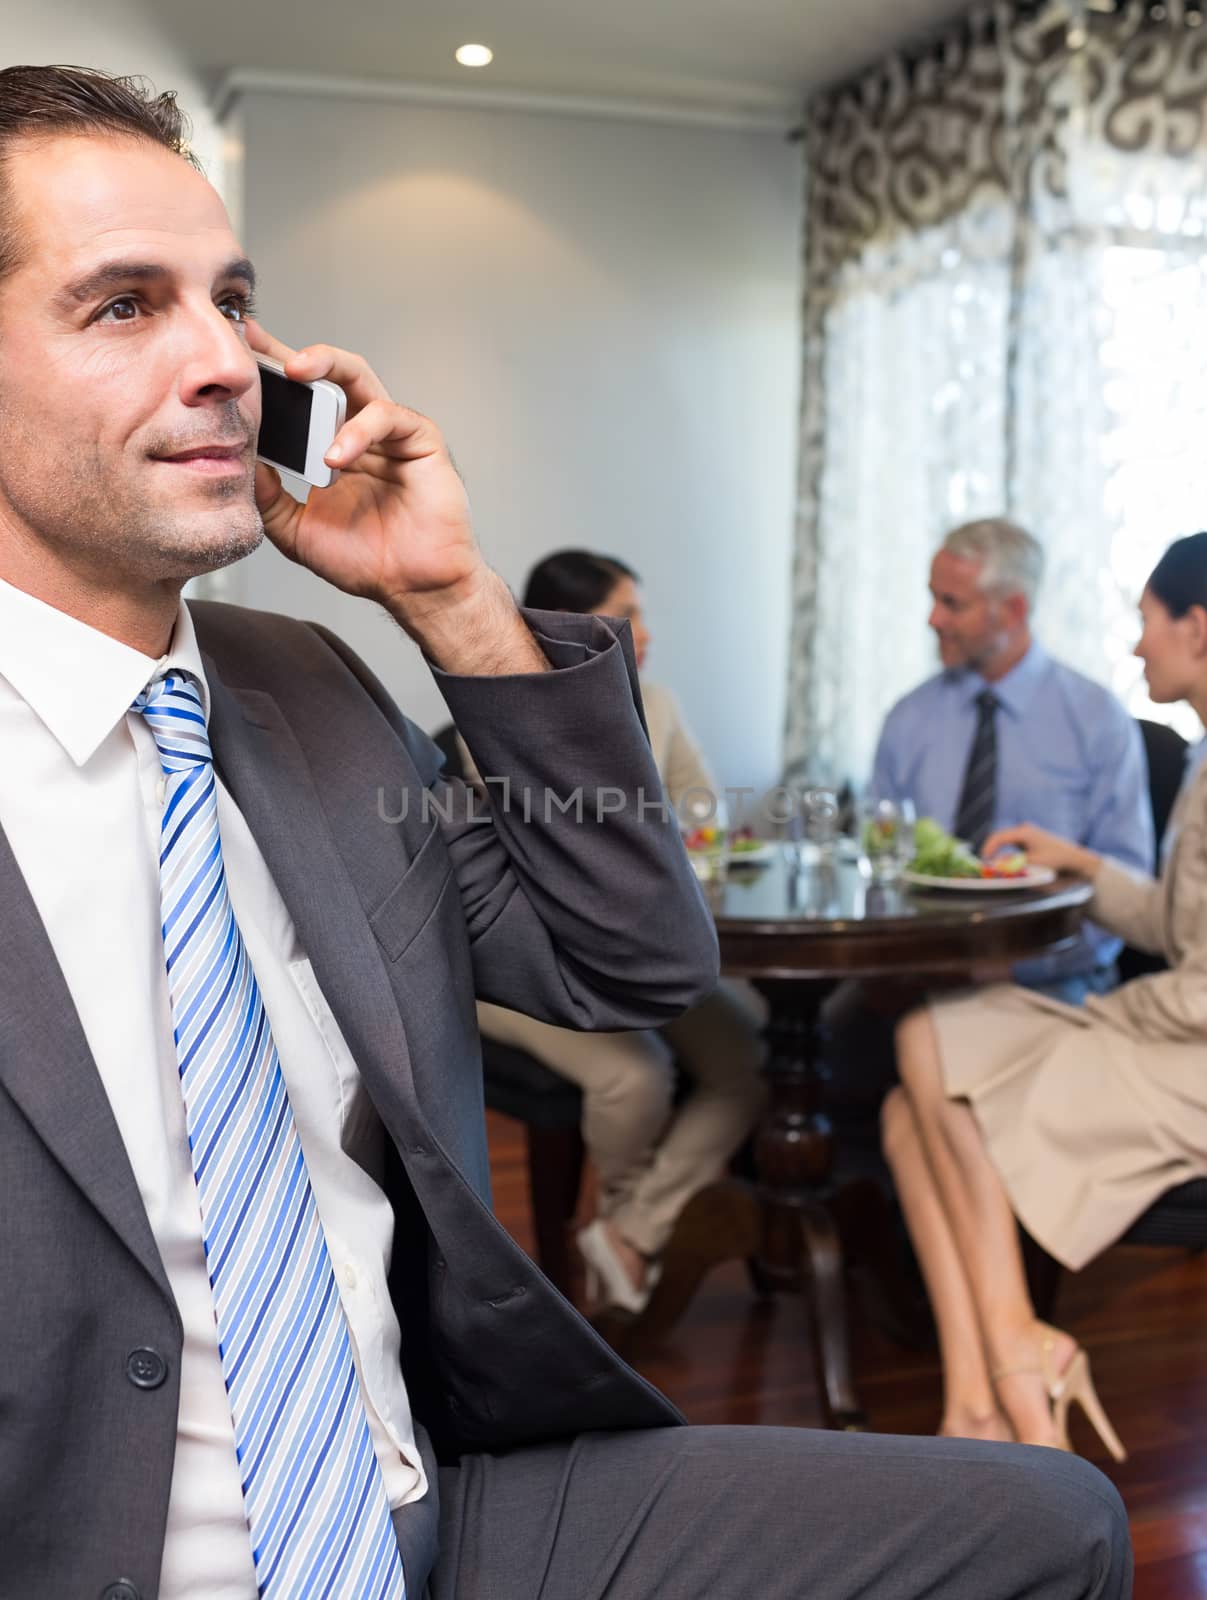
[55,255,256,308]
[219,257,257,294]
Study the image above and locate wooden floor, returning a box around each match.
[485,1110,1207,1599]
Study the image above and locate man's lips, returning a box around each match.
[152,442,250,477]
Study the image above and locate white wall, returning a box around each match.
[3,1,223,190]
[222,86,802,794]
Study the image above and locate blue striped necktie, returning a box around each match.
[133,671,407,1600]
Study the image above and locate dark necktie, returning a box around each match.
[954,688,999,853]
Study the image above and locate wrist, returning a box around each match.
[386,568,549,676]
[1069,845,1103,880]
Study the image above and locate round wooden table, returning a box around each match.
[611,849,1093,1429]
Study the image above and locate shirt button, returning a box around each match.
[339,1263,358,1291]
[156,777,167,806]
[101,1582,141,1600]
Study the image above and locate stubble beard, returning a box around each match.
[0,440,265,584]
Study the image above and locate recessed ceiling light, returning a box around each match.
[455,43,493,68]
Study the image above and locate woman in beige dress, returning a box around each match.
[464,551,766,1313]
[884,531,1207,1459]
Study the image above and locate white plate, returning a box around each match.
[903,865,1057,892]
[687,842,777,866]
[722,842,777,866]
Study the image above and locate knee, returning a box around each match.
[894,1007,934,1095]
[879,1085,914,1166]
[1024,1453,1132,1598]
[592,1041,674,1123]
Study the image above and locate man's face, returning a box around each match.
[927,549,1012,671]
[0,132,263,588]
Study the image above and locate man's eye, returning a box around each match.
[98,297,141,322]
[218,294,255,323]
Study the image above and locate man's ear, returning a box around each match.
[1000,589,1029,631]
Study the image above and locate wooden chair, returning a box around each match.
[1025,716,1201,1317]
[429,722,586,1295]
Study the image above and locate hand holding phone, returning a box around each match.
[255,355,347,489]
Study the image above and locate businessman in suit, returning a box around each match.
[0,65,1130,1600]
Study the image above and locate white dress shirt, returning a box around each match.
[0,577,425,1599]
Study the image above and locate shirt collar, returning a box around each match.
[0,576,211,767]
[951,641,1049,719]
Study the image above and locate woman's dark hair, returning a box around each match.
[1148,532,1207,618]
[521,549,639,614]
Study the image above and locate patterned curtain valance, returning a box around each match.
[785,0,1207,787]
[802,1,1207,296]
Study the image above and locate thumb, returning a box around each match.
[982,825,1025,858]
[254,463,301,556]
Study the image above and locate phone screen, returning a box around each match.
[257,365,313,474]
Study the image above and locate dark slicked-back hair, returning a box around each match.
[1147,532,1207,619]
[0,64,198,282]
[522,549,639,613]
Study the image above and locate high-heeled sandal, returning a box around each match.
[992,1322,1127,1463]
[576,1220,653,1314]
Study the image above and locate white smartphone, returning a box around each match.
[255,355,348,489]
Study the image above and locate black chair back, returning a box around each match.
[1137,718,1189,871]
[430,722,466,782]
[1118,719,1188,984]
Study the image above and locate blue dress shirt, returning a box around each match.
[871,644,1153,991]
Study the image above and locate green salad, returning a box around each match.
[908,817,982,879]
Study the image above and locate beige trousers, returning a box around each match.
[477,983,767,1256]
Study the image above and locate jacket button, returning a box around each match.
[125,1348,168,1390]
[101,1582,141,1600]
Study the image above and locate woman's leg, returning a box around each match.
[611,982,767,1258]
[476,1001,675,1289]
[895,1007,1074,1446]
[881,1087,1010,1439]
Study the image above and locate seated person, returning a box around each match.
[884,532,1207,1453]
[461,550,766,1313]
[873,516,1151,1002]
[1,65,1133,1600]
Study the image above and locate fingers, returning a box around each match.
[254,462,302,554]
[981,825,1031,859]
[325,396,448,473]
[283,340,393,413]
[245,320,393,417]
[244,319,297,366]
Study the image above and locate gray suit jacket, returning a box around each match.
[0,602,719,1599]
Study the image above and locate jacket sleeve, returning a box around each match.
[311,609,720,1031]
[1086,769,1207,1043]
[1088,860,1166,957]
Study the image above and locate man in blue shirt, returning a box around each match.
[872,517,1152,1000]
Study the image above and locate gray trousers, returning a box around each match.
[422,1425,1131,1599]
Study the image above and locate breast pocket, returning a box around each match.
[1017,753,1089,841]
[369,819,453,963]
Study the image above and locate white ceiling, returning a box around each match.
[155,0,974,120]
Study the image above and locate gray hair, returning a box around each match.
[941,518,1045,608]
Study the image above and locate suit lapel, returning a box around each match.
[203,665,422,1131]
[0,660,423,1290]
[0,824,172,1299]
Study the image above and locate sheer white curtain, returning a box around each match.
[786,1,1207,783]
[1019,126,1207,743]
[805,204,1011,781]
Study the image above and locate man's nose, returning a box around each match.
[177,308,259,407]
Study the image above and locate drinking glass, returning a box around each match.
[801,785,840,853]
[859,796,916,885]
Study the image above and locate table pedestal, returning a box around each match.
[605,977,915,1429]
